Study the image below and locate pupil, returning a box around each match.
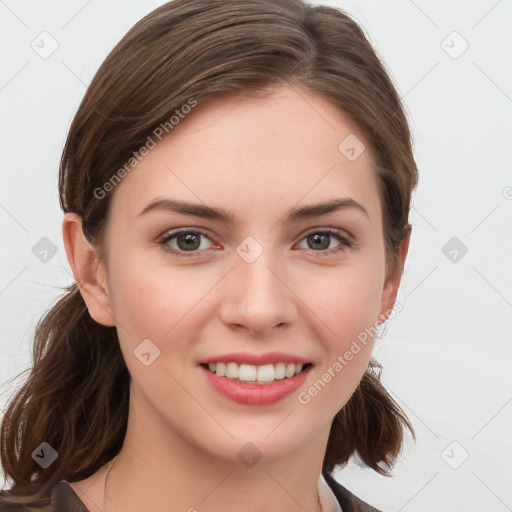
[309,233,329,250]
[178,233,200,251]
[176,233,330,252]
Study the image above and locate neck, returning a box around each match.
[100,391,330,512]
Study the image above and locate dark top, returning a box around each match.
[0,473,383,512]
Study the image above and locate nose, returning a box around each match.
[218,247,298,336]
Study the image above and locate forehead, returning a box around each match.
[108,86,381,224]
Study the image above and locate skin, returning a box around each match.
[62,85,409,512]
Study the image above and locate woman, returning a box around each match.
[0,0,418,510]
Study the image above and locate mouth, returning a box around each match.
[200,362,313,384]
[199,362,313,405]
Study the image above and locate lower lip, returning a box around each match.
[200,365,312,406]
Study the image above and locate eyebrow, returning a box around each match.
[138,197,369,223]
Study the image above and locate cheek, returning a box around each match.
[308,259,384,340]
[109,268,189,337]
[106,252,221,357]
[304,263,384,406]
[106,262,206,401]
[329,292,376,368]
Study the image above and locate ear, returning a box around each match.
[62,213,116,327]
[377,228,411,326]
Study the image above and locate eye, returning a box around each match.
[157,227,354,258]
[158,228,216,257]
[296,228,354,256]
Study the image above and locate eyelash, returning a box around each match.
[157,227,354,258]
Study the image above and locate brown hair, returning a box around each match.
[1,0,417,499]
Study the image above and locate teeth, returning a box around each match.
[206,362,305,383]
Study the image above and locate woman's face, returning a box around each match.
[85,86,401,464]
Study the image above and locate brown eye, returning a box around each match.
[297,229,353,256]
[175,232,202,251]
[306,233,331,251]
[159,229,214,257]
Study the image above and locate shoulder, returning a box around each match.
[2,475,383,512]
[323,472,385,512]
[0,482,88,512]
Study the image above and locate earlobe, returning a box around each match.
[62,213,116,327]
[377,229,411,325]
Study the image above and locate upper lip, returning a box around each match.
[200,352,312,366]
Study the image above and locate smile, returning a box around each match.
[199,363,313,406]
[202,362,311,384]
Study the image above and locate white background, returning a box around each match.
[1,1,511,510]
